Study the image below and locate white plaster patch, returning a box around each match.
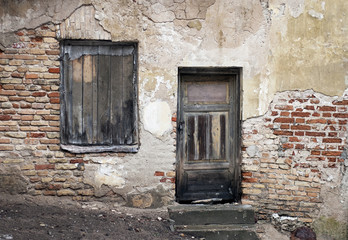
[95,165,125,188]
[143,101,172,137]
[287,0,305,18]
[308,9,324,20]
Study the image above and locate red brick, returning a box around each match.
[32,92,46,97]
[48,68,60,73]
[291,125,311,130]
[295,144,304,149]
[306,119,326,124]
[274,130,293,136]
[30,37,43,42]
[318,106,336,111]
[280,124,289,129]
[328,157,336,162]
[322,138,342,143]
[25,73,38,79]
[327,120,337,125]
[338,120,347,125]
[274,118,294,123]
[305,132,325,137]
[304,105,315,110]
[282,143,294,149]
[333,113,348,118]
[35,164,55,170]
[154,171,165,176]
[271,111,278,116]
[242,172,252,177]
[29,132,46,138]
[291,112,311,117]
[280,112,290,117]
[322,151,342,156]
[312,112,320,117]
[0,115,11,120]
[311,151,320,155]
[289,137,300,142]
[332,100,348,105]
[70,159,86,164]
[310,99,320,104]
[50,98,60,104]
[48,92,60,98]
[243,178,258,183]
[322,113,331,117]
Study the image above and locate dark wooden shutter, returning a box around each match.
[60,41,138,152]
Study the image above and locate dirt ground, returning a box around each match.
[0,193,194,240]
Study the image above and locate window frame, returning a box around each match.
[59,40,139,153]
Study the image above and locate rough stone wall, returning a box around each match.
[0,0,347,232]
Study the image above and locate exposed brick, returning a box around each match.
[322,151,342,156]
[305,132,325,137]
[291,112,311,117]
[48,68,60,73]
[154,171,165,176]
[274,118,294,123]
[291,125,311,130]
[50,98,60,104]
[29,132,46,138]
[274,130,293,136]
[35,164,55,170]
[318,106,336,111]
[322,138,342,143]
[332,100,348,105]
[306,119,326,124]
[333,113,348,118]
[25,73,39,79]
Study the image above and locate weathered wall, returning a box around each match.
[0,0,347,235]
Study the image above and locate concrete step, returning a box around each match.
[175,224,259,240]
[168,204,259,240]
[168,204,256,225]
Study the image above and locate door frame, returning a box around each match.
[175,67,242,203]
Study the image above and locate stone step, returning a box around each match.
[175,224,259,240]
[168,204,256,225]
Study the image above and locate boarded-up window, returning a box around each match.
[60,40,138,153]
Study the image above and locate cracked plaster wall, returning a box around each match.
[1,0,347,210]
[1,0,347,118]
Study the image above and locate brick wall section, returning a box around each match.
[0,24,93,199]
[241,90,348,223]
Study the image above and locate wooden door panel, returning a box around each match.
[184,112,228,162]
[176,68,241,203]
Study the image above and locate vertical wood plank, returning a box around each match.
[187,115,195,161]
[210,113,221,160]
[110,54,123,145]
[220,114,226,160]
[71,57,83,144]
[82,55,94,144]
[92,55,98,144]
[197,115,207,160]
[122,47,135,144]
[97,54,111,144]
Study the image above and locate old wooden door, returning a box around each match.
[176,68,241,203]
